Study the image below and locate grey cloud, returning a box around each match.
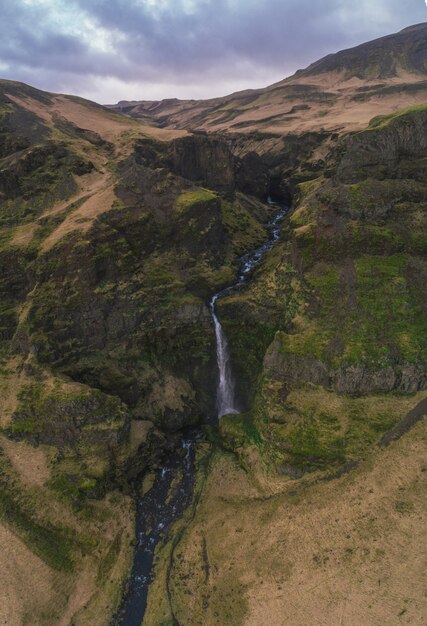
[0,0,425,100]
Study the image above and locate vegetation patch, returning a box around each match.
[0,449,74,571]
[368,103,427,129]
[220,413,263,450]
[250,381,426,471]
[175,188,217,213]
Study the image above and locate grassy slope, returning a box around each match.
[0,80,276,623]
[145,418,426,626]
[141,104,427,625]
[113,25,427,136]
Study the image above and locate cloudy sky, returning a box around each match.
[0,0,426,103]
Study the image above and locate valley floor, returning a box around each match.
[145,413,426,626]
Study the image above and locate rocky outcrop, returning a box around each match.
[231,130,331,198]
[379,396,427,447]
[169,134,236,193]
[134,134,269,198]
[264,338,427,395]
[330,108,427,182]
[296,23,427,80]
[9,383,130,448]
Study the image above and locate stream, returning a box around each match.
[116,198,288,625]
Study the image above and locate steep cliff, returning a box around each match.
[217,104,426,475]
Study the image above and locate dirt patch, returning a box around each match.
[5,93,54,126]
[0,435,51,487]
[144,73,427,136]
[0,522,59,626]
[53,96,134,141]
[57,562,96,626]
[10,223,40,247]
[40,169,106,220]
[41,174,116,251]
[130,420,154,455]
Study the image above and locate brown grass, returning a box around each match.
[10,223,40,247]
[145,409,427,626]
[143,73,427,136]
[0,435,51,487]
[0,522,60,626]
[41,173,115,251]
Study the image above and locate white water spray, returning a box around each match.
[210,294,239,418]
[210,198,288,420]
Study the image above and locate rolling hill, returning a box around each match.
[110,22,427,135]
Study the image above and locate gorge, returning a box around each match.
[117,197,288,624]
[0,21,426,626]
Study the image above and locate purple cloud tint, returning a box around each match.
[0,0,425,101]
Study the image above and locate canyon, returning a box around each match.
[0,22,426,626]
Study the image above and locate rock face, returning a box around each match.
[254,105,427,400]
[169,135,236,193]
[331,108,427,182]
[264,340,427,395]
[0,80,275,444]
[10,383,129,448]
[212,103,426,477]
[134,134,270,198]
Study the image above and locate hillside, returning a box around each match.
[144,100,427,626]
[0,23,426,626]
[111,23,427,135]
[0,77,277,624]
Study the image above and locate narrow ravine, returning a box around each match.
[116,197,288,625]
[115,432,198,626]
[210,197,288,418]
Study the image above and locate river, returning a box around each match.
[115,198,288,625]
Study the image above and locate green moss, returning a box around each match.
[249,381,424,471]
[220,413,263,449]
[0,301,18,340]
[221,317,278,404]
[9,382,128,454]
[344,255,426,364]
[368,103,427,129]
[221,199,266,256]
[49,473,82,503]
[0,147,87,228]
[279,255,426,368]
[175,189,217,213]
[286,415,346,469]
[0,103,13,120]
[296,177,325,202]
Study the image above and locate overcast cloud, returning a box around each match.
[0,0,425,103]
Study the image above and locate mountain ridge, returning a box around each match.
[0,21,426,626]
[109,22,427,135]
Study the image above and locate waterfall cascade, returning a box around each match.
[117,198,288,624]
[210,294,239,418]
[210,197,288,420]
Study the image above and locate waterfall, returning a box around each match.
[210,294,239,418]
[118,199,288,624]
[210,198,288,420]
